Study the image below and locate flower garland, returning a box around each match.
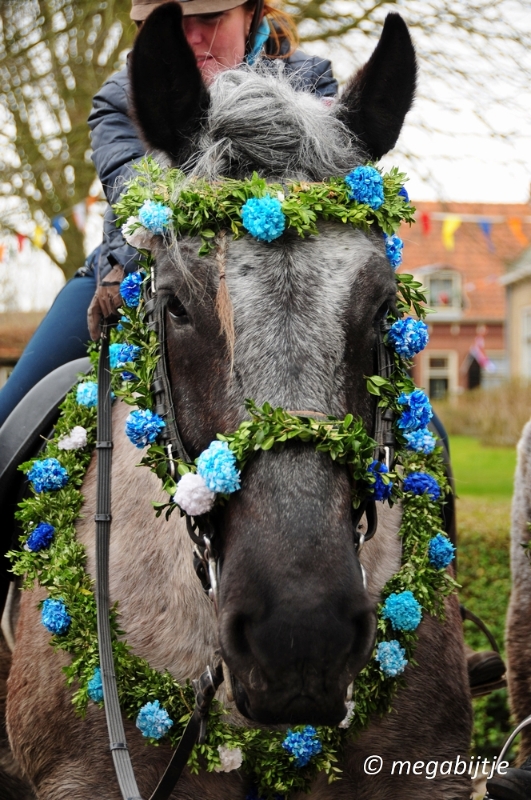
[113,158,415,260]
[9,171,459,800]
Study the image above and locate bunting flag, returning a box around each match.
[72,201,87,233]
[16,232,26,252]
[420,211,431,236]
[32,225,45,249]
[478,220,495,252]
[0,243,5,262]
[508,217,529,247]
[51,215,68,235]
[442,216,462,251]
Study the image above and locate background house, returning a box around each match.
[401,201,531,398]
[500,246,531,380]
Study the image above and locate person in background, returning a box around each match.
[0,0,335,427]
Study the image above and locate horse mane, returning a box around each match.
[183,65,366,181]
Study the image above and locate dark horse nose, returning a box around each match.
[217,446,377,725]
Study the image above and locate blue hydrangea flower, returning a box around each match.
[282,726,322,767]
[125,409,165,449]
[26,522,55,552]
[109,343,140,380]
[197,440,241,494]
[375,640,408,677]
[428,533,455,569]
[88,667,104,703]
[136,700,173,739]
[116,315,129,332]
[27,458,69,493]
[403,471,441,501]
[344,166,384,209]
[120,272,143,308]
[241,196,286,242]
[76,381,98,407]
[398,185,409,202]
[384,234,403,269]
[397,389,433,432]
[367,460,393,501]
[138,200,172,235]
[387,317,429,359]
[404,427,436,454]
[382,591,422,631]
[41,598,71,635]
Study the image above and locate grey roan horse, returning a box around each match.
[5,5,472,798]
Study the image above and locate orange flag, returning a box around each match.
[442,216,462,251]
[0,243,5,262]
[508,217,529,247]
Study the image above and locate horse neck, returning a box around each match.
[76,400,217,683]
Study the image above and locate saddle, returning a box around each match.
[0,357,91,617]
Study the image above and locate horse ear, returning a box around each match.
[129,1,210,161]
[337,13,417,160]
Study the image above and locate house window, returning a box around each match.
[422,351,458,399]
[425,271,462,320]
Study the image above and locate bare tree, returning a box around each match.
[0,0,135,277]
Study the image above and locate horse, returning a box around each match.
[505,419,531,760]
[5,5,472,798]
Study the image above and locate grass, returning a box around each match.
[449,436,515,758]
[450,436,516,499]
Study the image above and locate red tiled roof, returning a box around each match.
[399,201,531,321]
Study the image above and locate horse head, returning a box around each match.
[128,3,417,726]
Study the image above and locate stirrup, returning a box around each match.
[461,605,506,698]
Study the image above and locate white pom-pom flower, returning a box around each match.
[214,745,243,773]
[173,472,215,516]
[338,700,355,729]
[122,216,154,250]
[57,426,88,451]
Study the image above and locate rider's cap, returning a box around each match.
[130,0,248,21]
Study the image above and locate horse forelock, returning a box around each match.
[184,65,365,181]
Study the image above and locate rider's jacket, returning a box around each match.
[87,49,338,282]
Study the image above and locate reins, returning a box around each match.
[94,274,396,799]
[95,323,223,800]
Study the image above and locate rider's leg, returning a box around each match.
[0,269,96,428]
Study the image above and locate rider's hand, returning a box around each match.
[87,264,126,341]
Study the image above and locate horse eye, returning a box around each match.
[167,296,188,321]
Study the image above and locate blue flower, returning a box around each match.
[428,533,455,569]
[382,591,422,631]
[76,381,98,407]
[282,726,322,767]
[41,598,71,635]
[26,522,55,551]
[27,458,69,493]
[367,460,393,501]
[403,471,441,501]
[120,272,143,308]
[136,700,173,739]
[387,317,429,359]
[110,343,140,380]
[397,389,433,432]
[344,166,384,209]
[404,427,436,454]
[138,200,172,235]
[88,667,104,703]
[197,440,241,494]
[375,640,408,677]
[125,409,165,449]
[116,315,129,332]
[384,234,403,269]
[241,196,286,242]
[398,185,409,202]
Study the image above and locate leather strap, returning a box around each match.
[95,325,144,800]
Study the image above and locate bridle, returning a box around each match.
[94,269,396,800]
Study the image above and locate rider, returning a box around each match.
[0,0,505,700]
[0,0,336,426]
